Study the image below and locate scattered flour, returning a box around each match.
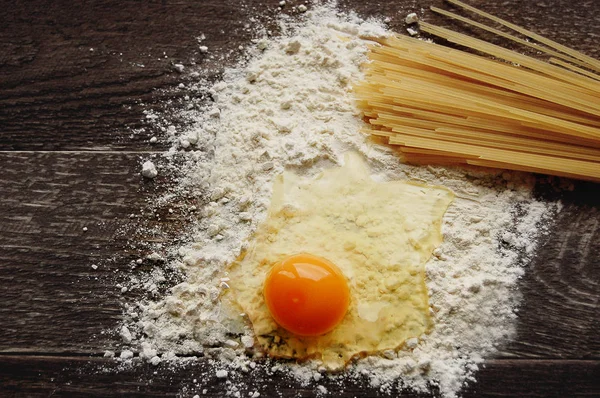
[120,3,559,398]
[141,160,158,179]
[405,12,419,24]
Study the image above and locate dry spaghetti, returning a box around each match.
[355,0,600,181]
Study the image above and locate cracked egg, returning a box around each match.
[227,152,454,369]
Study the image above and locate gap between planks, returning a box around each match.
[0,151,165,154]
[0,352,599,361]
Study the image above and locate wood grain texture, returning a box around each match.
[1,0,598,151]
[0,152,195,353]
[505,184,600,359]
[1,0,599,397]
[0,356,598,398]
[1,153,598,358]
[0,0,282,151]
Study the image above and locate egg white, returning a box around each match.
[227,152,454,369]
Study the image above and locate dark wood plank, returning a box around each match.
[0,152,196,352]
[346,0,600,60]
[0,356,598,397]
[1,153,598,358]
[0,0,284,151]
[1,0,599,151]
[504,183,600,359]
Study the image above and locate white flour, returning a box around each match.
[120,4,559,397]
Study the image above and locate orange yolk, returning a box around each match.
[263,253,350,337]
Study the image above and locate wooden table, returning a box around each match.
[1,0,598,396]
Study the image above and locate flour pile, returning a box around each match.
[118,4,558,397]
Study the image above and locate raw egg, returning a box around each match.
[227,152,454,369]
[263,253,350,336]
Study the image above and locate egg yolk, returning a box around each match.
[263,253,350,337]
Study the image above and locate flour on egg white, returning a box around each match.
[227,152,454,369]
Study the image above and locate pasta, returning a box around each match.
[355,1,600,181]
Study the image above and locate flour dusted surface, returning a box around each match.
[120,4,558,398]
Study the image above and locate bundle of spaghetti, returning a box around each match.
[354,0,600,181]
